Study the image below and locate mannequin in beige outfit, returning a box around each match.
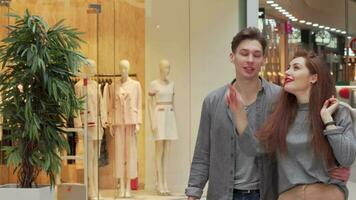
[109,59,142,198]
[74,59,105,200]
[148,60,178,195]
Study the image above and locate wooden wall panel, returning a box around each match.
[0,6,9,46]
[0,165,8,184]
[9,0,99,63]
[97,0,115,74]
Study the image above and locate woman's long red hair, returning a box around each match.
[257,49,336,166]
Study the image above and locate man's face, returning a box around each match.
[230,39,265,80]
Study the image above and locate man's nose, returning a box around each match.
[247,54,254,62]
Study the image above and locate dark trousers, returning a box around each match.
[233,189,260,200]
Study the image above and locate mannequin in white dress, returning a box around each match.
[109,59,142,198]
[148,59,178,195]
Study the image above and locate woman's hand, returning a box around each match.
[226,84,248,135]
[226,84,245,113]
[320,96,339,124]
[329,166,351,182]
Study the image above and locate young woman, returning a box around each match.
[227,49,356,200]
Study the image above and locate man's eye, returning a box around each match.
[254,53,262,57]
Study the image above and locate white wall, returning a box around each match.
[145,0,241,193]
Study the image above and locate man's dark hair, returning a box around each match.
[231,27,267,54]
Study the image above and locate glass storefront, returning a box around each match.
[0,0,245,199]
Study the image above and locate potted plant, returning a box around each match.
[0,10,84,200]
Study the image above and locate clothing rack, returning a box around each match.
[71,73,138,85]
[94,73,137,78]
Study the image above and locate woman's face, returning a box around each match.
[284,57,317,95]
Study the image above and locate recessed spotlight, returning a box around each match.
[271,3,279,7]
[299,20,306,23]
[312,23,319,27]
[266,1,274,4]
[306,22,312,25]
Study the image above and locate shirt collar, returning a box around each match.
[230,77,266,92]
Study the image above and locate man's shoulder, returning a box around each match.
[263,80,282,96]
[204,85,227,103]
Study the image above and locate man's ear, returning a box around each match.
[229,52,234,63]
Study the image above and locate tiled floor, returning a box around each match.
[96,190,189,200]
[59,182,356,200]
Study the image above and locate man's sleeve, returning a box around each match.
[185,97,211,198]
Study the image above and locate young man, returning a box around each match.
[185,27,280,200]
[185,27,350,200]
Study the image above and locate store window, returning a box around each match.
[0,0,245,199]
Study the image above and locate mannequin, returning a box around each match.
[148,59,178,195]
[74,59,105,200]
[109,59,142,198]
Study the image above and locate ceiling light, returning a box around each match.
[280,9,286,12]
[266,1,274,4]
[312,23,319,27]
[291,18,298,22]
[306,22,312,25]
[341,31,346,34]
[319,25,324,28]
[348,36,352,39]
[325,27,330,30]
[336,29,341,33]
[271,3,279,7]
[282,11,289,15]
[286,14,292,17]
[299,20,306,23]
[330,28,336,31]
[275,6,282,10]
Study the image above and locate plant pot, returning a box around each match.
[0,184,55,200]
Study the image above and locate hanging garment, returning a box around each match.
[149,80,178,140]
[99,128,109,167]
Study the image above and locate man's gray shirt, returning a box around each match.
[185,78,281,200]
